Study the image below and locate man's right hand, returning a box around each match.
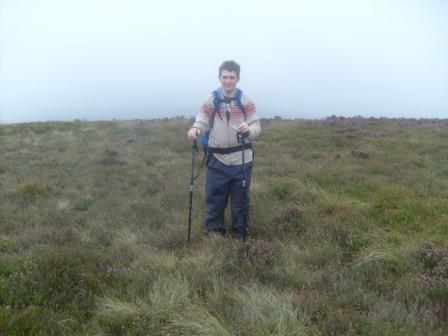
[187,127,200,140]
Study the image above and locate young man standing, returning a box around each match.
[187,60,261,239]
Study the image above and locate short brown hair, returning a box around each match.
[219,60,240,78]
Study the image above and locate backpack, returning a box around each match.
[199,88,246,149]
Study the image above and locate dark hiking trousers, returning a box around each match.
[205,155,252,236]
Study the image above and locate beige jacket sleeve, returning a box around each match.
[241,94,261,140]
[192,94,213,132]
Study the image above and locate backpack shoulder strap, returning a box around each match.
[234,88,246,120]
[210,89,223,129]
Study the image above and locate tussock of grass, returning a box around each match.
[232,285,311,335]
[148,274,192,316]
[170,305,233,336]
[94,274,192,333]
[95,297,142,327]
[272,243,322,288]
[12,181,52,205]
[181,240,228,277]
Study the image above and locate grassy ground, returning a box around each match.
[0,117,447,335]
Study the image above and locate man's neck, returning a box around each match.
[221,87,236,98]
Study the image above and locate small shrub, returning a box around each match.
[273,203,303,233]
[420,243,448,277]
[100,148,127,165]
[419,243,448,326]
[240,238,277,265]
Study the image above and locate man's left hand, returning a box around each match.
[237,122,250,135]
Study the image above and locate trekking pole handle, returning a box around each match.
[237,131,247,144]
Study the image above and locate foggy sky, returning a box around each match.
[1,0,447,123]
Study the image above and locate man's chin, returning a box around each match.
[223,88,234,95]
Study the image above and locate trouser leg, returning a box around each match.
[205,164,230,234]
[230,163,252,236]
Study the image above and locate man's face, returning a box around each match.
[219,70,239,96]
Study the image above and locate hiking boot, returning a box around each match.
[206,229,226,237]
[230,230,246,240]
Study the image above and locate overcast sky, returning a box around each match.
[1,0,447,123]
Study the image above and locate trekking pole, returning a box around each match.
[188,139,198,242]
[238,132,248,242]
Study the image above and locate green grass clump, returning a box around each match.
[372,183,435,230]
[1,117,448,334]
[94,274,192,334]
[12,182,52,205]
[231,286,311,335]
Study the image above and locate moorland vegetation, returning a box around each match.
[1,117,447,335]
